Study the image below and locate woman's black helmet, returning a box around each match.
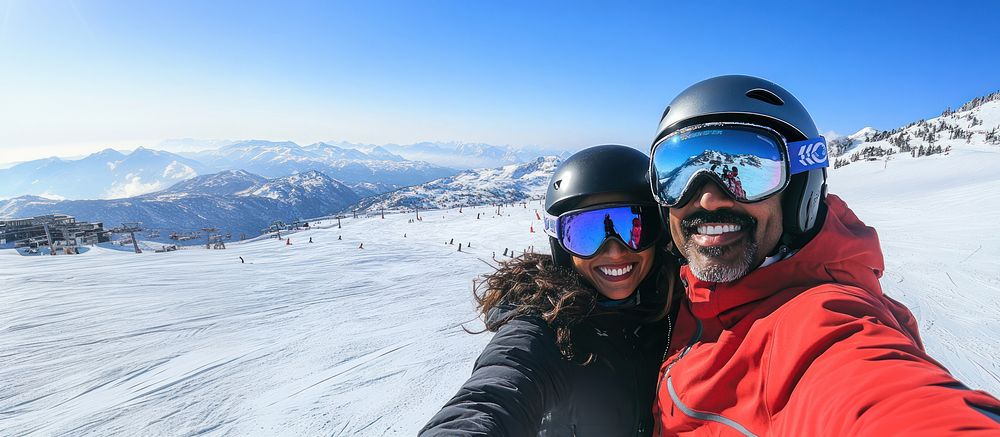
[545,145,656,267]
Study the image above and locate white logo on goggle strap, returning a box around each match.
[798,141,828,166]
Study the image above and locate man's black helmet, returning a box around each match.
[652,75,828,249]
[545,145,655,267]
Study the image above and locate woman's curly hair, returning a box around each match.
[474,252,677,364]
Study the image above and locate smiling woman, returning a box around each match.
[421,145,681,436]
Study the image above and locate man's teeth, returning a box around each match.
[598,264,633,277]
[696,224,742,235]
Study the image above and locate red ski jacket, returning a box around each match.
[654,194,1000,436]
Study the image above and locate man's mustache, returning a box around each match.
[680,210,757,235]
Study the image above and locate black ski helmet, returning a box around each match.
[651,75,828,250]
[545,145,656,268]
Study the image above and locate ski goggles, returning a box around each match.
[650,123,828,207]
[543,204,661,258]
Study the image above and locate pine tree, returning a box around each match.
[986,127,999,145]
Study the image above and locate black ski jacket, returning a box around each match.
[420,288,674,436]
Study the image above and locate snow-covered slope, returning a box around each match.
[238,170,357,205]
[347,181,399,198]
[830,90,1000,167]
[827,148,1000,400]
[0,147,211,200]
[1,147,999,435]
[351,156,560,212]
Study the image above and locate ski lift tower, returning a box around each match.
[111,222,144,253]
[263,220,286,239]
[202,227,220,249]
[41,221,56,255]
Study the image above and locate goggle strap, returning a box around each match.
[542,212,560,238]
[788,136,829,175]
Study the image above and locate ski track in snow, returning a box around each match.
[1,203,548,436]
[2,149,999,435]
[828,149,1000,394]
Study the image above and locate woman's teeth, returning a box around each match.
[598,264,633,277]
[696,224,742,235]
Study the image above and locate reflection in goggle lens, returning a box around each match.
[558,206,657,257]
[651,126,787,207]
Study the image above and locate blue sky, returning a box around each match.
[1,0,999,163]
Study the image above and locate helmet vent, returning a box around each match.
[746,88,784,106]
[553,179,562,190]
[660,105,670,121]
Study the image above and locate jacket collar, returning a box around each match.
[681,194,885,321]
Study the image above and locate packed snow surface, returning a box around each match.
[2,148,1000,435]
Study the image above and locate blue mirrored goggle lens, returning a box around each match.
[559,206,657,257]
[651,127,787,206]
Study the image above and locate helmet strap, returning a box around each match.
[780,174,828,251]
[549,237,574,268]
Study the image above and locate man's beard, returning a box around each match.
[680,210,759,283]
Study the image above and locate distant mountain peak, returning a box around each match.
[849,127,879,141]
[290,169,331,179]
[160,169,268,196]
[90,148,126,159]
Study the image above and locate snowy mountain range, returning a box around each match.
[0,154,563,240]
[0,147,210,200]
[329,140,573,170]
[0,140,571,201]
[185,140,455,187]
[0,155,563,239]
[0,142,454,201]
[350,156,560,212]
[0,170,359,239]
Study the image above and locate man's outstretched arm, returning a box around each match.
[767,287,1000,435]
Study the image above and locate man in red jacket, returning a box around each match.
[647,75,1000,436]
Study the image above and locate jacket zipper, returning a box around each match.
[656,316,701,437]
[653,313,674,437]
[631,325,642,436]
[635,315,672,437]
[656,317,757,437]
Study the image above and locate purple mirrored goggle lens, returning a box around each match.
[544,205,660,258]
[651,125,829,207]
